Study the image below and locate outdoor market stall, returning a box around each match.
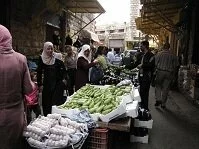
[50,80,141,148]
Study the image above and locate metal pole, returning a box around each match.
[71,13,102,38]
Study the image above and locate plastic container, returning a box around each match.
[87,128,109,149]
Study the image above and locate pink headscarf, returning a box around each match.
[0,25,13,54]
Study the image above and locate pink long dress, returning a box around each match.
[0,52,34,149]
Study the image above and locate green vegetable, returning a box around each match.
[89,100,95,109]
[89,107,97,113]
[102,109,112,115]
[103,104,113,111]
[104,98,112,104]
[96,105,104,113]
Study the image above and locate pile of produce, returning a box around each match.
[59,84,132,115]
[23,114,88,149]
[100,66,139,85]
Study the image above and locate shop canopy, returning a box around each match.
[65,0,105,13]
[79,29,101,43]
[64,0,105,38]
[138,0,186,33]
[136,0,187,44]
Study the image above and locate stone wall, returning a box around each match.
[10,18,46,58]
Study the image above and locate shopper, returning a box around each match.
[37,42,67,116]
[25,70,41,123]
[137,41,155,110]
[64,45,77,95]
[75,44,98,91]
[90,46,108,84]
[94,46,108,70]
[154,42,179,109]
[107,48,115,64]
[0,25,34,149]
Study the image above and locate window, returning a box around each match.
[100,31,105,34]
[118,29,124,32]
[109,30,115,33]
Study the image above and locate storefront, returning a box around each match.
[137,0,199,102]
[0,0,105,55]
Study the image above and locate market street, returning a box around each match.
[128,87,199,149]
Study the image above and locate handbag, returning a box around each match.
[25,84,39,107]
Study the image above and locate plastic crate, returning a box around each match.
[87,128,109,149]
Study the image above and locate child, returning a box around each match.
[25,70,41,123]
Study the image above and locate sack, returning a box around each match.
[90,66,104,84]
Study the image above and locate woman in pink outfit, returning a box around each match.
[0,25,34,149]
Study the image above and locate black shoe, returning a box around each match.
[155,101,162,107]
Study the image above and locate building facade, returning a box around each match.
[0,0,104,57]
[95,22,132,50]
[130,0,143,44]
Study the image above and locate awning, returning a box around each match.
[65,0,105,13]
[79,29,100,43]
[138,0,185,33]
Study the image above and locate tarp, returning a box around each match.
[80,29,100,43]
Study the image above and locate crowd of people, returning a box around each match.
[0,24,179,148]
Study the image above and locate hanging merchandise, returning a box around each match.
[65,35,73,45]
[73,36,83,49]
[52,31,60,46]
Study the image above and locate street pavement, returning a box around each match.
[127,87,199,149]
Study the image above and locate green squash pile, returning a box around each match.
[59,84,132,115]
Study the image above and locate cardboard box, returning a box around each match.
[125,101,139,118]
[134,119,153,129]
[52,84,133,123]
[51,105,69,115]
[122,94,133,104]
[90,113,101,121]
[132,87,141,102]
[99,100,126,122]
[130,135,149,144]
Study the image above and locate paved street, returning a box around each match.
[128,87,199,149]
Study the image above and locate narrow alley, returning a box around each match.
[129,88,199,149]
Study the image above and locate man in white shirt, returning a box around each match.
[107,48,115,64]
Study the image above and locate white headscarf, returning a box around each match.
[41,42,56,65]
[78,44,91,63]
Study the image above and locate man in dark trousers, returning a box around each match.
[137,41,155,110]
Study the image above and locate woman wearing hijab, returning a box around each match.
[75,44,98,91]
[0,25,34,149]
[37,42,67,116]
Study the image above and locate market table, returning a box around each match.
[96,117,132,132]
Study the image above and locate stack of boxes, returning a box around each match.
[130,108,153,144]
